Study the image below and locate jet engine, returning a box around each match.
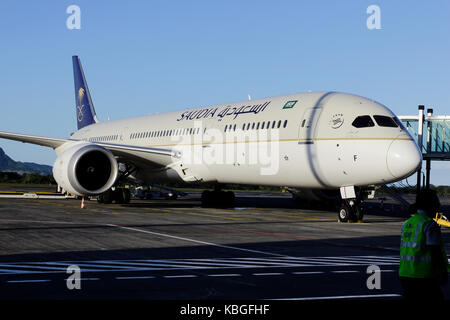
[53,142,118,196]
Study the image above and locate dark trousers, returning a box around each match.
[400,277,444,301]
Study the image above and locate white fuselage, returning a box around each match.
[71,91,421,189]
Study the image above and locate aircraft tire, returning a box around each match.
[201,190,213,207]
[338,203,351,223]
[114,188,124,204]
[102,189,114,204]
[355,205,364,222]
[122,188,131,204]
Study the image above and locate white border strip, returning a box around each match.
[273,294,401,301]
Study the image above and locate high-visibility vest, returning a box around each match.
[399,213,448,278]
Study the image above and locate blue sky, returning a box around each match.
[0,1,449,185]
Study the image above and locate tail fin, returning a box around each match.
[72,56,99,130]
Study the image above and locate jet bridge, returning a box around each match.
[399,105,450,190]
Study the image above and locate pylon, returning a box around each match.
[81,196,85,209]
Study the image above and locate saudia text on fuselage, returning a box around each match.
[176,101,271,122]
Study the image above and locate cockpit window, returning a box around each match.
[352,115,375,128]
[393,116,406,129]
[373,115,398,127]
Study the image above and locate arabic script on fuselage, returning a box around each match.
[176,101,271,122]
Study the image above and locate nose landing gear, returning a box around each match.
[338,186,367,223]
[338,199,364,223]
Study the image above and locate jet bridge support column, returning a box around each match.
[425,108,433,189]
[416,105,424,194]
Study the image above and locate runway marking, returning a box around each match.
[106,224,286,257]
[1,266,399,284]
[164,275,197,279]
[115,276,156,280]
[7,279,51,283]
[0,256,399,276]
[252,272,284,276]
[292,271,324,275]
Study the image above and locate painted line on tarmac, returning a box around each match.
[7,279,52,283]
[115,276,156,280]
[331,270,360,274]
[164,274,198,279]
[252,272,284,276]
[107,224,287,257]
[292,271,324,275]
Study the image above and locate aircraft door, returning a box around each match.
[120,127,130,142]
[298,107,322,141]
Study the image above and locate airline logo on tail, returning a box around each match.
[72,56,98,130]
[77,87,85,122]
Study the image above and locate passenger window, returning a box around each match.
[352,115,375,128]
[374,115,398,128]
[261,122,265,129]
[272,121,276,129]
[277,120,281,128]
[283,120,288,128]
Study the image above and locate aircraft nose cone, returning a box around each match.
[387,137,422,179]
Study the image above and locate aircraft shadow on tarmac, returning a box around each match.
[119,194,450,219]
[0,234,421,262]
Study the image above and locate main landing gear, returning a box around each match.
[97,163,135,204]
[201,185,235,208]
[97,187,131,204]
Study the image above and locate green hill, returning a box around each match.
[0,147,52,175]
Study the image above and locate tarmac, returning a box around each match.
[0,189,449,301]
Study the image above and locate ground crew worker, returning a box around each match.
[399,189,448,300]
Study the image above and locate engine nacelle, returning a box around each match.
[53,142,118,196]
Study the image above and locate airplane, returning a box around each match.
[0,56,422,222]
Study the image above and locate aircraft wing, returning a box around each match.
[0,131,68,149]
[0,131,178,167]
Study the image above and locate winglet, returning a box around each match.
[72,56,99,129]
